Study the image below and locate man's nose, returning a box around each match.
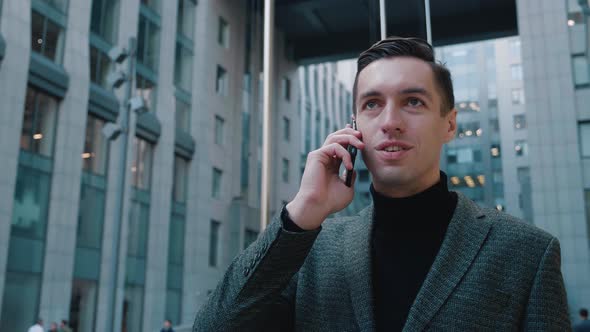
[380,103,406,134]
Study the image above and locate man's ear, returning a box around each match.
[443,108,457,143]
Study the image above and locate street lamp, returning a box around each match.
[102,37,138,332]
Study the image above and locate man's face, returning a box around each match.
[355,56,456,197]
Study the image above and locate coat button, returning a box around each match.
[244,267,250,276]
[256,251,262,259]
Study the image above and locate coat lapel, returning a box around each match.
[343,204,377,332]
[403,192,492,331]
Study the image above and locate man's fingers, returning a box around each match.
[326,127,362,141]
[324,134,364,150]
[318,143,353,170]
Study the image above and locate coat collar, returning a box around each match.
[343,192,492,332]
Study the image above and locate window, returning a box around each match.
[510,64,523,80]
[514,114,526,130]
[131,137,153,190]
[137,14,160,71]
[41,0,68,13]
[0,273,43,332]
[489,118,499,132]
[580,122,590,157]
[218,17,229,47]
[515,140,528,156]
[282,158,289,183]
[90,0,119,43]
[175,98,190,133]
[244,229,258,250]
[209,220,220,267]
[20,86,59,157]
[172,156,188,203]
[174,42,193,91]
[89,46,111,87]
[511,88,525,104]
[573,55,590,86]
[509,39,521,59]
[212,168,222,198]
[31,10,65,63]
[490,144,501,158]
[283,77,291,101]
[77,184,106,250]
[447,147,482,164]
[177,0,195,40]
[214,115,224,145]
[136,74,157,112]
[283,117,290,142]
[140,0,160,13]
[82,115,108,175]
[216,65,227,95]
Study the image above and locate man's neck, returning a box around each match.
[372,169,441,198]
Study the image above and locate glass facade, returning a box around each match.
[580,122,590,157]
[137,13,161,72]
[212,167,222,198]
[90,0,119,87]
[31,9,65,63]
[282,158,289,183]
[209,220,220,267]
[175,98,190,133]
[82,115,108,175]
[283,116,290,141]
[131,137,153,190]
[216,65,227,95]
[174,42,193,91]
[1,86,59,331]
[215,115,224,145]
[218,17,229,47]
[177,0,195,40]
[21,86,59,157]
[136,73,157,112]
[90,0,118,44]
[243,229,258,250]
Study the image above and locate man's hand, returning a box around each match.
[286,124,364,230]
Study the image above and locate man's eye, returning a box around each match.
[365,101,378,109]
[407,98,424,107]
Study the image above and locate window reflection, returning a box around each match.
[131,137,153,190]
[20,87,58,158]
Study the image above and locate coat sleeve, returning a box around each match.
[523,237,572,331]
[193,214,321,332]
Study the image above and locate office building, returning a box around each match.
[0,0,299,331]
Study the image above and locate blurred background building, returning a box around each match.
[0,0,589,331]
[0,0,300,331]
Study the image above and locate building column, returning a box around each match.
[0,0,32,319]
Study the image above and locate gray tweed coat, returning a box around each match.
[193,192,570,331]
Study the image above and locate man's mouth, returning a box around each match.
[382,146,409,152]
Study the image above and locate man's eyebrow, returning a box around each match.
[358,90,383,100]
[399,87,433,101]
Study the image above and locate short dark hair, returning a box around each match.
[581,308,589,318]
[352,36,454,116]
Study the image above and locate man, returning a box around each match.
[575,308,590,332]
[161,319,175,332]
[194,37,570,331]
[59,319,72,332]
[27,318,44,332]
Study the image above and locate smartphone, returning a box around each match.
[345,118,358,187]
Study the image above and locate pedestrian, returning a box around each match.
[161,319,174,332]
[59,319,72,332]
[575,308,590,332]
[48,322,58,332]
[194,36,570,331]
[27,318,44,332]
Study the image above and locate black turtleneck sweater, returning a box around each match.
[371,172,457,331]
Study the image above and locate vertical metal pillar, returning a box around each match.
[261,0,275,229]
[425,0,432,44]
[108,37,136,332]
[379,0,387,39]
